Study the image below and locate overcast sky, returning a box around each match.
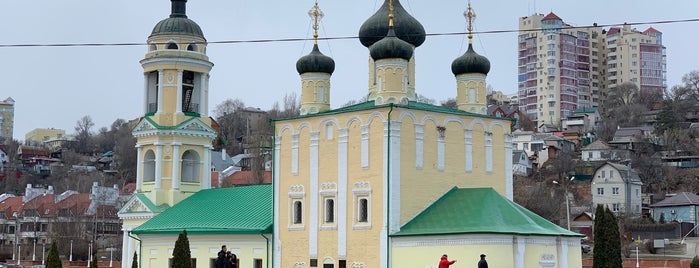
[2,0,698,141]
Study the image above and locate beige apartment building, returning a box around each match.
[518,13,665,128]
[0,97,14,142]
[24,128,66,147]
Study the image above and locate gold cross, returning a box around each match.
[464,0,476,43]
[308,1,324,43]
[389,0,395,27]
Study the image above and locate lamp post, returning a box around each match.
[70,240,73,261]
[553,176,575,230]
[636,235,640,268]
[109,245,113,267]
[87,240,92,268]
[42,243,45,265]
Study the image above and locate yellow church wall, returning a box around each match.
[137,234,269,268]
[275,106,509,268]
[391,235,582,268]
[395,107,511,226]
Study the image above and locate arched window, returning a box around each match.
[143,150,156,182]
[324,198,335,223]
[358,197,368,222]
[166,42,178,50]
[293,200,303,224]
[149,43,157,51]
[187,43,198,51]
[469,88,476,103]
[181,150,200,183]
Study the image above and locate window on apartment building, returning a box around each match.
[324,198,335,223]
[523,143,529,150]
[254,259,263,268]
[597,188,604,195]
[549,102,555,107]
[636,189,640,197]
[612,203,620,212]
[601,170,605,178]
[588,152,592,159]
[612,187,620,195]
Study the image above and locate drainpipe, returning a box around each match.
[128,232,142,268]
[260,233,270,268]
[386,103,394,268]
[270,118,276,268]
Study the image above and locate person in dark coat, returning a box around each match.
[439,254,457,268]
[478,254,488,268]
[215,245,227,268]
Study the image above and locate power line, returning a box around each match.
[0,17,697,48]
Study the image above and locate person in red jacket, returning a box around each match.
[439,254,457,268]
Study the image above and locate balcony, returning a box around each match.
[548,97,556,102]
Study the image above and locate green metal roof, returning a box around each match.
[273,100,514,123]
[132,185,272,235]
[135,193,170,213]
[393,187,583,237]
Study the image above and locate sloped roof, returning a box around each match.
[600,162,642,184]
[651,192,699,207]
[643,27,661,34]
[512,150,527,163]
[132,185,272,235]
[542,12,562,21]
[582,140,610,151]
[392,187,582,237]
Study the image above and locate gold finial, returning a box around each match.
[464,0,476,44]
[308,0,324,44]
[388,0,394,27]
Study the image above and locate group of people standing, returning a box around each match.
[215,245,239,268]
[439,253,488,268]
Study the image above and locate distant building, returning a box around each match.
[0,97,14,142]
[591,162,643,216]
[24,128,67,147]
[0,183,122,264]
[518,13,666,128]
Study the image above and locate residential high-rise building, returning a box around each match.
[518,13,666,128]
[0,97,14,142]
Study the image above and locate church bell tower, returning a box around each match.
[132,0,217,207]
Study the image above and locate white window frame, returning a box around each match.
[288,185,305,231]
[352,182,372,230]
[597,187,604,195]
[320,183,338,230]
[612,187,620,195]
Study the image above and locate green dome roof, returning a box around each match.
[296,44,335,74]
[150,0,204,39]
[451,44,490,75]
[358,0,425,48]
[370,27,414,61]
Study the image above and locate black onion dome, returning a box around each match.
[358,0,426,48]
[151,0,205,38]
[451,44,491,75]
[296,44,336,74]
[369,28,414,61]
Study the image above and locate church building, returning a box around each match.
[273,1,583,268]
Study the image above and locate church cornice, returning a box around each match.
[132,116,218,140]
[140,55,214,70]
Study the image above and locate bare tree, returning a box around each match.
[440,98,457,109]
[69,116,96,154]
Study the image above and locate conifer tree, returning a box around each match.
[605,207,623,268]
[46,241,62,268]
[593,204,609,268]
[691,255,699,268]
[593,204,623,268]
[172,229,192,268]
[132,251,139,268]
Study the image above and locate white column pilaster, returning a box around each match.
[465,130,473,172]
[136,145,143,192]
[485,131,493,173]
[199,73,207,116]
[337,128,348,258]
[291,134,299,175]
[171,143,181,190]
[437,127,445,171]
[157,70,164,114]
[415,124,423,169]
[505,134,514,200]
[203,146,212,189]
[121,229,130,268]
[361,125,369,169]
[387,121,401,233]
[143,74,149,114]
[176,69,183,114]
[309,132,319,258]
[155,143,163,190]
[273,135,282,268]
